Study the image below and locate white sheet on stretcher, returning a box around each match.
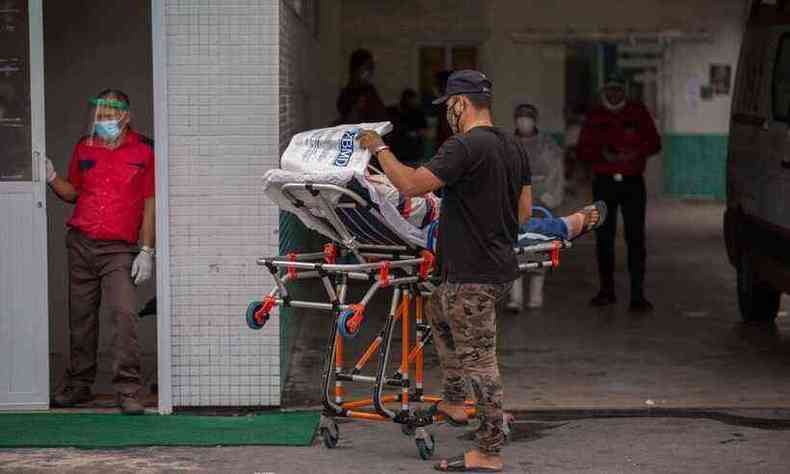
[263,169,435,248]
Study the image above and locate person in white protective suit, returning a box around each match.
[508,104,565,311]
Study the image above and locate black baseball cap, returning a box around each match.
[432,69,492,105]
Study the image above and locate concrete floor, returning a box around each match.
[4,198,790,473]
[3,410,790,473]
[284,198,790,410]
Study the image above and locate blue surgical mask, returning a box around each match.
[95,120,122,140]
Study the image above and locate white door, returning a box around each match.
[0,0,49,410]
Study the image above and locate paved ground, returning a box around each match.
[4,198,790,473]
[284,198,790,409]
[3,410,790,473]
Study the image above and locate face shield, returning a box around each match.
[85,97,130,146]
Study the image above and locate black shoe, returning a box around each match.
[629,297,654,313]
[119,395,145,415]
[590,291,616,306]
[52,386,94,408]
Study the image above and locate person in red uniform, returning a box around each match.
[577,74,661,312]
[46,89,155,414]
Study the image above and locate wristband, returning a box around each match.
[141,246,156,257]
[372,144,390,156]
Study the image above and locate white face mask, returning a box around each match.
[602,90,626,112]
[516,117,536,135]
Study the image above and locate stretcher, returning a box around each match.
[245,171,571,459]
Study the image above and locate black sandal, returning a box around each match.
[434,454,503,472]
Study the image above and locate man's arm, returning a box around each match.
[638,105,661,158]
[46,158,79,202]
[141,197,156,248]
[49,175,79,203]
[518,185,533,224]
[360,131,444,197]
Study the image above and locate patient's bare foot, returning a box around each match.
[563,204,602,239]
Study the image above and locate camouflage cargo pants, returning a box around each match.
[425,281,510,455]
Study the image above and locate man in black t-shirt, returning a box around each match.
[359,70,532,473]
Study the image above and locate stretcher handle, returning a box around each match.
[378,261,391,288]
[324,243,337,264]
[288,252,298,279]
[551,241,561,267]
[419,250,435,280]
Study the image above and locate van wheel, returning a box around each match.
[737,252,781,323]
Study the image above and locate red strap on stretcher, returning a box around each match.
[346,304,366,333]
[255,296,277,325]
[323,244,337,264]
[551,241,561,267]
[287,252,298,279]
[419,250,435,280]
[378,261,391,288]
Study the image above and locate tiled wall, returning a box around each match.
[164,0,281,407]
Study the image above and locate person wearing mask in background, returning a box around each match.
[46,89,155,415]
[390,88,429,166]
[507,104,565,311]
[577,74,661,312]
[336,49,389,125]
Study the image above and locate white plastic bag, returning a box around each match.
[280,122,393,175]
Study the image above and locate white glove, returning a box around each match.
[46,158,57,183]
[131,248,154,285]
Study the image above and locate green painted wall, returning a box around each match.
[662,134,728,200]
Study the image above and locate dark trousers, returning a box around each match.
[592,175,647,299]
[66,229,142,397]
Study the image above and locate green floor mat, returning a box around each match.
[0,412,319,448]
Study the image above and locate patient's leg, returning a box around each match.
[523,201,605,241]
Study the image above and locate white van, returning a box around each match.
[725,0,790,322]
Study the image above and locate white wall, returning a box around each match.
[665,1,746,134]
[163,0,281,407]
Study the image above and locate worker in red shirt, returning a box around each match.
[46,89,155,414]
[577,74,661,312]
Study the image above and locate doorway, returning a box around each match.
[43,0,157,410]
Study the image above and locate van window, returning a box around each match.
[772,34,790,121]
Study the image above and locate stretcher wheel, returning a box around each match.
[245,301,267,330]
[319,420,339,448]
[415,434,436,460]
[337,309,361,339]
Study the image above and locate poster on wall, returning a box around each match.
[710,63,732,96]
